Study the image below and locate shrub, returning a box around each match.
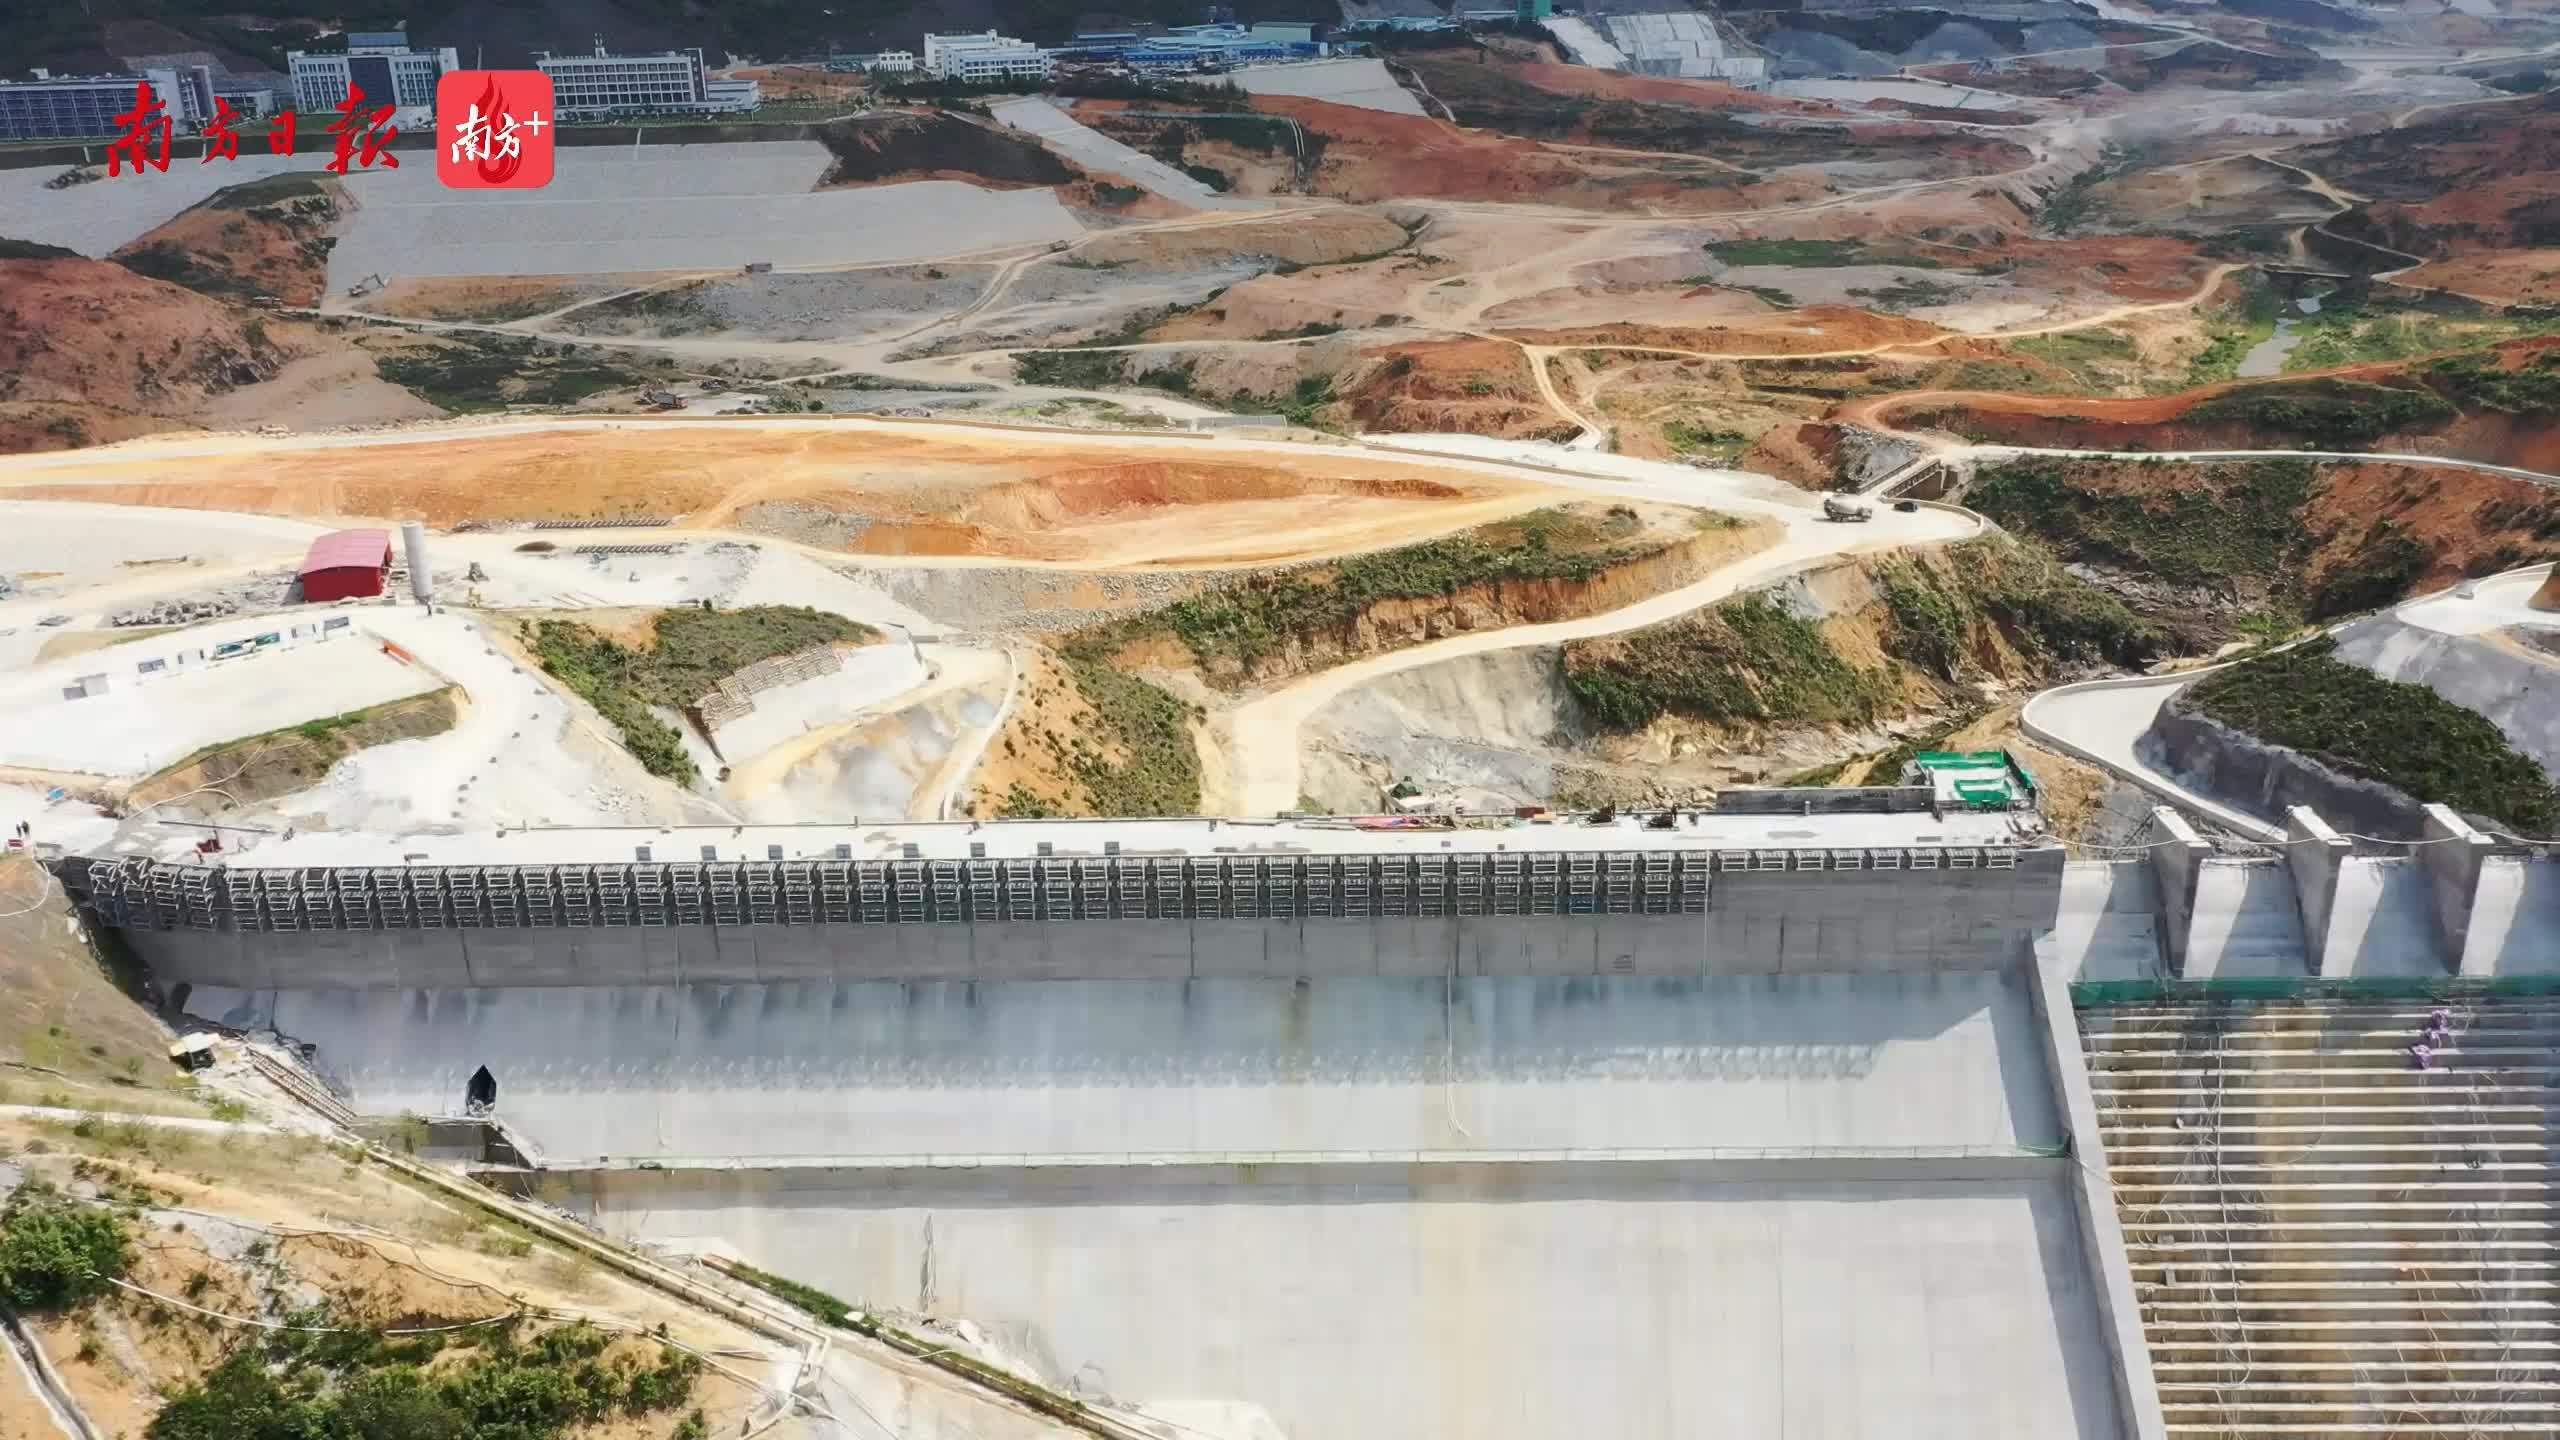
[2187,637,2559,831]
[0,1183,130,1309]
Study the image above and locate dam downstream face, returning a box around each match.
[191,971,2059,1158]
[187,970,2123,1438]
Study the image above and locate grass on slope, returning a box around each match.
[2181,278,2283,387]
[1969,456,2315,594]
[2182,377,2456,450]
[523,606,877,784]
[1069,508,1668,677]
[2186,637,2559,832]
[1965,455,2467,623]
[1562,535,2159,732]
[1564,592,1885,732]
[2283,291,2560,373]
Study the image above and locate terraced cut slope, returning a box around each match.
[2081,996,2560,1437]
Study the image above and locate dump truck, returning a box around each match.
[1822,495,1873,523]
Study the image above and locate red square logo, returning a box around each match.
[435,70,554,189]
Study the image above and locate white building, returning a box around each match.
[286,30,455,129]
[0,65,214,141]
[536,42,760,117]
[921,31,1052,83]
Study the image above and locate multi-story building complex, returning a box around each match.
[0,65,216,142]
[921,31,1053,83]
[535,42,759,118]
[286,31,456,128]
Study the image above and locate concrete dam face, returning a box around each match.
[65,811,2140,1439]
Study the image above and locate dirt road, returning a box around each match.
[1210,500,1981,815]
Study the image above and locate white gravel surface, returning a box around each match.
[0,616,439,776]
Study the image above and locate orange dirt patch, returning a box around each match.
[1332,337,1579,440]
[0,254,356,452]
[112,176,342,306]
[1504,307,1952,357]
[0,420,1564,568]
[1978,234,2219,302]
[1080,96,1771,213]
[359,274,649,323]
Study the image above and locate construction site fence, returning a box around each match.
[2073,973,2560,1007]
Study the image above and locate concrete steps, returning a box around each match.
[2080,996,2560,1437]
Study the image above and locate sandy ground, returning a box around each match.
[0,417,1567,570]
[193,349,447,431]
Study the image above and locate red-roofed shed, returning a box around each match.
[299,528,393,603]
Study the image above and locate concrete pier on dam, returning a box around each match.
[54,803,2154,1439]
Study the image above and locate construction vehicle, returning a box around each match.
[1821,495,1873,523]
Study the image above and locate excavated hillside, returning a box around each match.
[1866,340,2560,466]
[1065,502,1777,691]
[1392,49,2031,174]
[1291,534,2146,822]
[816,108,1082,189]
[0,247,299,453]
[1963,453,2560,644]
[1074,97,1778,212]
[110,173,344,306]
[2302,93,2560,258]
[1330,339,1579,440]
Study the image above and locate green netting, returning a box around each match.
[2074,973,2560,1008]
[1914,750,2008,770]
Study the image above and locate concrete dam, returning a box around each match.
[68,793,2560,1439]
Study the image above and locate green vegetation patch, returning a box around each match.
[2424,350,2560,413]
[1875,536,2164,680]
[524,606,876,784]
[1969,456,2314,594]
[1702,238,1942,269]
[373,335,657,414]
[1564,534,2161,736]
[1072,508,1662,676]
[1564,592,1885,732]
[1058,657,1201,815]
[2183,377,2456,450]
[2183,278,2284,388]
[0,1180,131,1310]
[151,1310,703,1440]
[2010,327,2147,391]
[0,237,80,261]
[2283,290,2559,374]
[1662,420,1748,460]
[2186,637,2559,832]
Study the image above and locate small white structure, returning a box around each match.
[922,31,1052,83]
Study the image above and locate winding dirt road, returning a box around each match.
[1209,491,1982,815]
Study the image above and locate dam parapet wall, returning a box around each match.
[66,808,2065,987]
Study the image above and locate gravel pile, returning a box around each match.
[835,563,1216,635]
[735,501,878,550]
